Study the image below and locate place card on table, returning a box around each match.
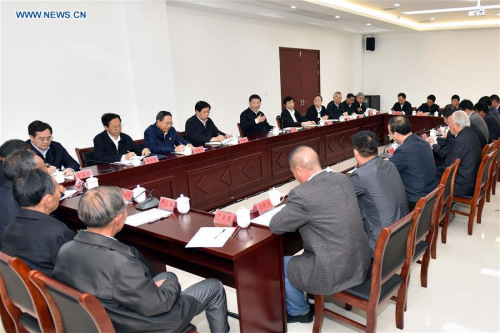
[75,169,93,180]
[252,198,274,215]
[158,197,176,212]
[238,137,249,144]
[192,146,205,154]
[144,156,159,164]
[213,211,235,226]
[122,189,134,202]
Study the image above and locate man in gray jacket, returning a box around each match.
[350,131,409,255]
[270,146,371,324]
[53,186,229,333]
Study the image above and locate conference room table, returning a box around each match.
[54,113,443,332]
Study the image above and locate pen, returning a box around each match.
[231,227,241,239]
[214,229,226,239]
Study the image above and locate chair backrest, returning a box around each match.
[439,159,460,205]
[75,147,95,168]
[276,116,282,129]
[134,139,145,149]
[481,141,497,158]
[178,131,185,138]
[237,123,243,137]
[414,185,444,243]
[476,151,496,195]
[29,270,115,333]
[0,252,54,331]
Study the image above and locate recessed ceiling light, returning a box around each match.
[291,5,296,9]
[430,17,436,21]
[335,15,340,19]
[366,23,372,25]
[394,3,400,7]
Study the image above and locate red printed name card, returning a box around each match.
[252,198,274,215]
[74,179,84,191]
[158,197,176,212]
[75,169,93,180]
[213,211,235,226]
[192,147,205,154]
[122,189,134,202]
[238,137,249,144]
[144,156,159,164]
[358,115,364,119]
[290,127,298,133]
[393,111,402,115]
[325,120,333,125]
[417,112,426,117]
[386,147,395,155]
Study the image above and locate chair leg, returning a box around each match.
[492,173,497,195]
[467,202,477,235]
[431,217,440,259]
[486,182,491,202]
[441,212,451,244]
[420,249,431,288]
[477,196,486,224]
[312,295,325,333]
[366,309,378,333]
[395,282,407,329]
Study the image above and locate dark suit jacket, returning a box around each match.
[484,111,500,143]
[2,209,74,275]
[416,103,440,115]
[0,161,5,187]
[270,171,371,295]
[352,101,366,114]
[27,140,80,171]
[144,124,189,154]
[350,157,409,254]
[432,135,456,161]
[239,108,273,136]
[184,115,226,146]
[339,101,354,115]
[391,101,413,115]
[305,105,326,123]
[280,109,307,128]
[53,231,199,332]
[325,101,342,119]
[390,134,438,203]
[442,127,482,197]
[0,179,20,250]
[93,131,143,163]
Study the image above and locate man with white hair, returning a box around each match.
[441,110,482,196]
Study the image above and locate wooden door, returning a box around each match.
[279,48,320,115]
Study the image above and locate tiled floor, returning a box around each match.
[2,154,499,332]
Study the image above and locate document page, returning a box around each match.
[250,205,286,227]
[185,227,236,248]
[125,208,172,227]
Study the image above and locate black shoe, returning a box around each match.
[287,310,313,324]
[307,293,315,304]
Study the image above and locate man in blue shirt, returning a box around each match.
[144,111,192,154]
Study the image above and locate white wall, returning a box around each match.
[362,28,500,112]
[165,5,354,135]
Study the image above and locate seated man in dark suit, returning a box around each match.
[350,131,409,255]
[325,91,343,119]
[438,111,481,197]
[389,116,437,210]
[144,111,193,154]
[352,92,367,114]
[94,113,150,163]
[280,96,315,128]
[270,146,370,323]
[2,168,75,275]
[0,139,29,187]
[391,92,412,115]
[184,101,233,146]
[460,99,489,147]
[416,94,440,115]
[240,94,273,136]
[27,120,80,175]
[476,101,500,142]
[53,186,229,333]
[305,95,328,123]
[339,93,355,115]
[491,94,500,114]
[427,105,458,163]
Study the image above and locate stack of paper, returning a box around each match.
[250,205,286,227]
[186,227,236,248]
[125,208,171,227]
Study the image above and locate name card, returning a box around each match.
[192,146,205,154]
[252,198,274,215]
[290,127,297,133]
[158,197,176,212]
[358,115,364,119]
[325,120,333,125]
[122,189,134,202]
[377,111,381,115]
[213,211,235,226]
[417,112,426,117]
[238,137,249,144]
[74,178,84,191]
[394,111,402,115]
[387,147,395,155]
[421,133,428,140]
[144,156,159,164]
[75,169,93,180]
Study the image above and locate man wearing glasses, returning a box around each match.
[27,120,80,175]
[184,101,232,146]
[144,111,193,154]
[94,113,150,163]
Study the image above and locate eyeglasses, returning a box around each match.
[109,123,123,130]
[36,136,53,143]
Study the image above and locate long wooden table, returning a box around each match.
[55,114,444,332]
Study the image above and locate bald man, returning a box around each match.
[269,146,370,324]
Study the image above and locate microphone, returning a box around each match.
[135,189,160,210]
[84,160,118,174]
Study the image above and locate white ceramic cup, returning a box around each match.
[84,176,99,189]
[131,156,142,167]
[52,171,65,184]
[236,207,251,228]
[176,194,190,214]
[183,146,193,156]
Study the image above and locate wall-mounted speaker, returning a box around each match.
[366,37,375,51]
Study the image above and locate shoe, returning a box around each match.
[307,293,315,304]
[287,309,313,324]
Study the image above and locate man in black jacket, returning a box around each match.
[93,113,150,163]
[339,93,355,115]
[27,120,80,175]
[184,101,232,146]
[416,94,440,115]
[476,101,500,143]
[240,94,273,135]
[53,186,229,333]
[280,96,315,128]
[391,92,412,115]
[305,95,328,123]
[325,91,343,119]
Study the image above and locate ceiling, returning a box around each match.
[167,0,500,34]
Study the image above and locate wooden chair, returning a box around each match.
[411,185,444,288]
[481,141,498,202]
[237,123,243,137]
[134,139,145,149]
[276,116,282,129]
[491,138,500,196]
[450,151,497,235]
[0,252,54,333]
[433,159,460,255]
[75,147,95,168]
[29,270,115,333]
[178,131,185,138]
[312,209,421,333]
